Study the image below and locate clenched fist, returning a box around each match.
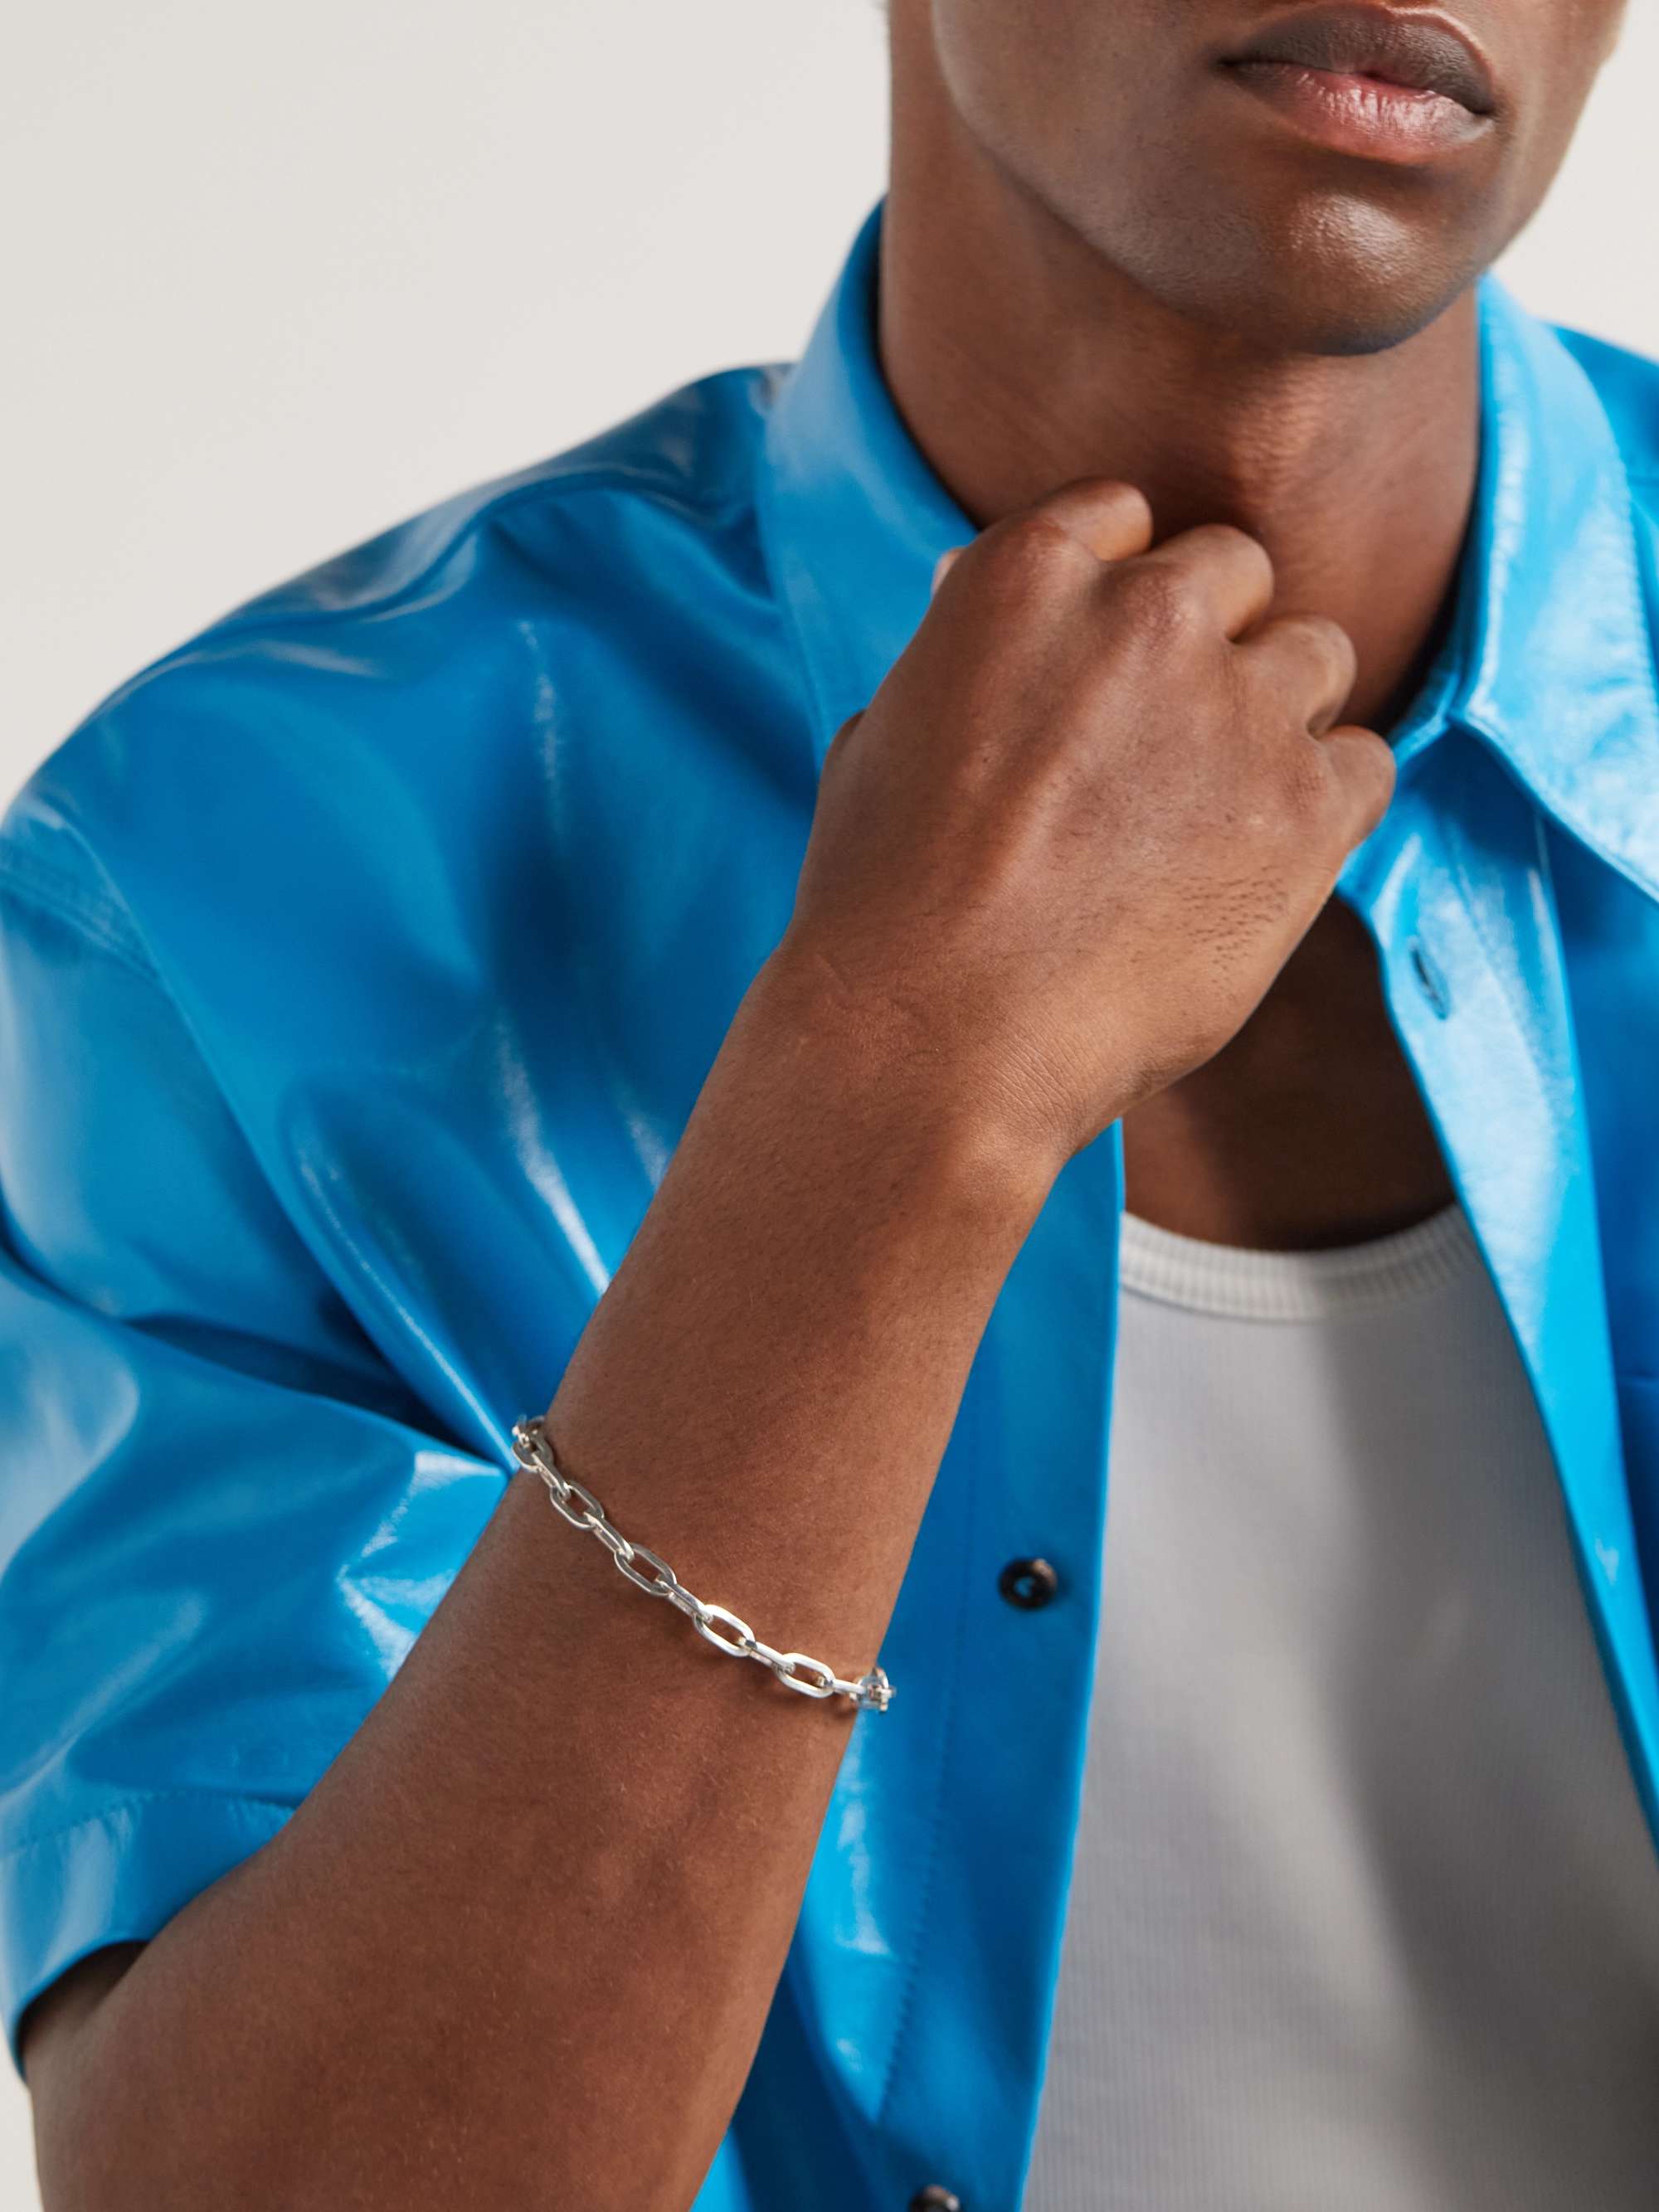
[773,476,1395,1174]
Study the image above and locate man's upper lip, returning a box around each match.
[1224,5,1497,116]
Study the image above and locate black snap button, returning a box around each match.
[999,1556,1058,1610]
[909,2190,962,2212]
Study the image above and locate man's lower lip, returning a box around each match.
[1220,59,1491,163]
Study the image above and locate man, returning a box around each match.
[2,0,1655,2205]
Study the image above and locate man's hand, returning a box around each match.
[778,477,1395,1171]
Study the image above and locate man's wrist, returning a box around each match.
[737,941,1066,1236]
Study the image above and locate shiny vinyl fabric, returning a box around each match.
[3,197,1659,2207]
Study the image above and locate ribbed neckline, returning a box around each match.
[1116,1201,1482,1322]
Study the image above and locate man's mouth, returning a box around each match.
[1215,3,1499,163]
[1223,4,1496,114]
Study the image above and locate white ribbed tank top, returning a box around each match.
[1021,1201,1659,2210]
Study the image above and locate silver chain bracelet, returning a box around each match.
[509,1416,894,1714]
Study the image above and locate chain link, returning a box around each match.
[509,1416,893,1714]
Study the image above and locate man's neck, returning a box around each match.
[878,113,1481,736]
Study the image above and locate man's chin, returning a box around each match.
[1097,197,1489,359]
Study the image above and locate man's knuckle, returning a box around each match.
[1281,744,1333,821]
[992,512,1092,576]
[1302,613,1359,681]
[1350,732,1399,814]
[1110,558,1204,639]
[1194,522,1272,576]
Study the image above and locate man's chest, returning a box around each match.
[1120,892,1456,1250]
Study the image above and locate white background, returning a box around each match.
[1,2,1654,2200]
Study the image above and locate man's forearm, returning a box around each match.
[29,948,1056,2212]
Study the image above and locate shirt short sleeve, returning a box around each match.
[0,841,504,2076]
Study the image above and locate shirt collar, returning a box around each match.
[759,197,1659,905]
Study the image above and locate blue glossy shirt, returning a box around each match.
[4,200,1659,2208]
